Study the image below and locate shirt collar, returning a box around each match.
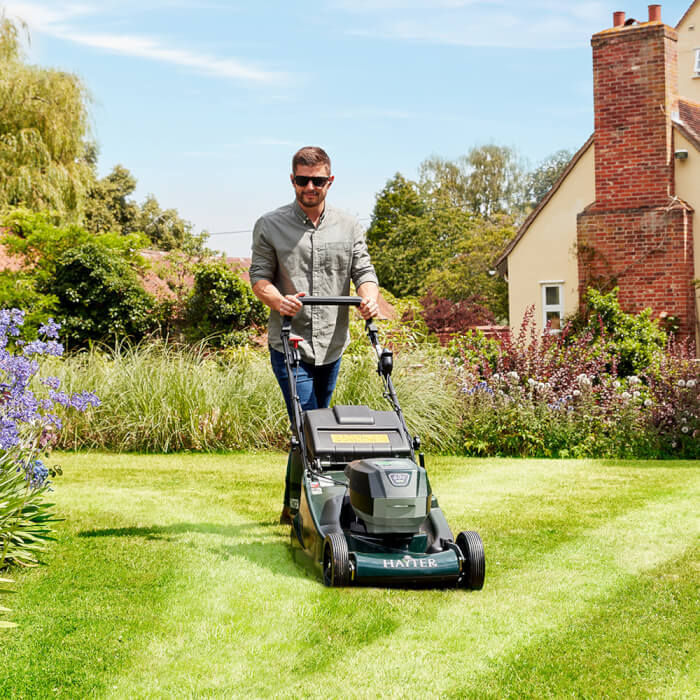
[292,200,326,227]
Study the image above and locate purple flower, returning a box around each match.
[38,318,61,339]
[41,376,62,391]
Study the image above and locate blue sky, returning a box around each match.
[3,0,693,256]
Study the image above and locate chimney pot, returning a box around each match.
[613,11,626,27]
[648,4,661,22]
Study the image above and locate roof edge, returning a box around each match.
[495,134,594,274]
[676,0,699,29]
[673,118,700,154]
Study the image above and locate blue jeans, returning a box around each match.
[269,347,342,510]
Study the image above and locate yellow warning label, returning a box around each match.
[330,433,390,444]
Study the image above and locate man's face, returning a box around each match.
[291,164,333,210]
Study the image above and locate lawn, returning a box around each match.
[1,452,698,699]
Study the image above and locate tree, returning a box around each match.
[425,215,513,320]
[525,149,574,207]
[0,11,94,218]
[366,173,425,294]
[83,164,139,235]
[366,149,520,310]
[420,144,526,219]
[137,194,206,252]
[84,166,207,251]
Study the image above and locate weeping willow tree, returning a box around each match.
[0,11,95,220]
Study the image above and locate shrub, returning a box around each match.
[47,242,156,348]
[414,290,496,338]
[184,260,266,347]
[567,287,666,376]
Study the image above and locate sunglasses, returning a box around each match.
[293,175,331,187]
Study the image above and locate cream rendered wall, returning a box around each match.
[673,129,700,348]
[507,144,595,332]
[677,2,700,101]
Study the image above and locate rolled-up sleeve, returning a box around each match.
[249,217,277,288]
[350,220,379,289]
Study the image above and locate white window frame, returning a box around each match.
[540,281,564,332]
[695,48,700,75]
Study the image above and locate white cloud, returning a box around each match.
[3,1,285,83]
[332,0,610,49]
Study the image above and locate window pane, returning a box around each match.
[546,311,561,329]
[695,49,700,73]
[545,286,560,306]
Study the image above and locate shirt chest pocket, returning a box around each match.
[317,241,351,272]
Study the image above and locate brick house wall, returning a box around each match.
[576,15,696,337]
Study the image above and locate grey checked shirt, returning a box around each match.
[250,201,378,365]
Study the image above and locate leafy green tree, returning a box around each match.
[83,164,140,235]
[0,210,151,341]
[420,144,526,219]
[366,151,519,310]
[1,209,147,284]
[525,149,574,207]
[184,260,267,346]
[0,11,94,218]
[137,194,206,252]
[366,174,425,295]
[425,215,513,320]
[84,166,206,251]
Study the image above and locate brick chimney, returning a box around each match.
[590,11,678,208]
[577,6,696,338]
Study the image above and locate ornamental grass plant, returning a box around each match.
[47,307,698,459]
[51,335,461,454]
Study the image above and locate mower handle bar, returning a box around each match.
[299,296,361,306]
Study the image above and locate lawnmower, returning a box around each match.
[283,296,485,589]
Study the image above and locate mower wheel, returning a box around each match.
[456,531,485,590]
[322,532,350,587]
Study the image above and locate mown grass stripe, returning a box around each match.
[1,453,697,699]
[446,546,700,699]
[276,485,699,699]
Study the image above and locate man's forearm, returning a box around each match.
[357,281,379,301]
[252,279,284,313]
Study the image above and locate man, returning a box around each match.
[249,146,379,525]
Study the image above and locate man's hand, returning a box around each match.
[357,282,379,320]
[278,292,305,317]
[358,295,379,320]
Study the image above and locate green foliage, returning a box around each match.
[0,453,59,569]
[0,12,94,219]
[420,144,526,220]
[366,166,514,314]
[137,194,206,252]
[47,242,155,347]
[524,148,574,207]
[366,173,425,295]
[569,287,667,376]
[0,272,57,335]
[184,260,266,347]
[83,168,206,251]
[83,164,139,236]
[2,209,148,282]
[0,211,151,340]
[424,214,512,320]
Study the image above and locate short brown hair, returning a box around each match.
[292,146,331,173]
